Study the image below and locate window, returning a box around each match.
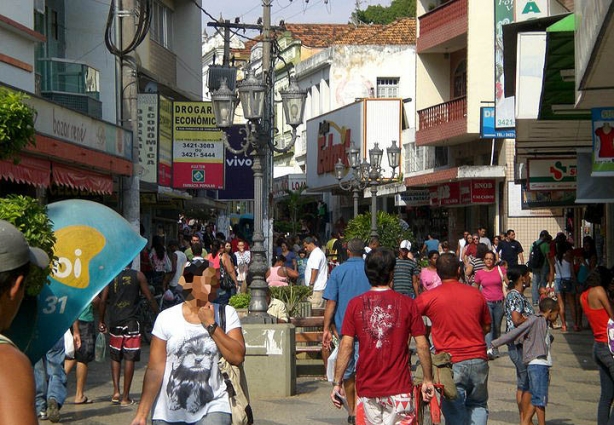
[453,60,467,98]
[377,77,399,98]
[151,1,173,49]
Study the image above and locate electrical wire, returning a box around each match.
[104,0,152,58]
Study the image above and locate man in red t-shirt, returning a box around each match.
[415,252,491,425]
[331,248,435,425]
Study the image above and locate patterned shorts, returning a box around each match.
[109,320,141,362]
[360,392,415,425]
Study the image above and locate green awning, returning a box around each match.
[547,13,575,32]
[538,13,589,121]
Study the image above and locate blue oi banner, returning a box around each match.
[8,200,146,363]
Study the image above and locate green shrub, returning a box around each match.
[345,211,414,249]
[228,285,313,317]
[0,195,56,296]
[0,88,36,162]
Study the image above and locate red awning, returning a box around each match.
[0,155,51,187]
[52,163,113,195]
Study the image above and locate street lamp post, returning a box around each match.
[335,141,401,238]
[210,26,306,322]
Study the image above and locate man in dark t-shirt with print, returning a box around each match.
[99,265,158,406]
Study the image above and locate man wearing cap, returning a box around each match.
[323,238,371,424]
[0,219,50,425]
[393,240,420,298]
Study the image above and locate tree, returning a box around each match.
[282,185,311,236]
[0,88,36,162]
[345,211,413,249]
[0,195,56,296]
[351,0,416,25]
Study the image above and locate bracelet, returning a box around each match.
[332,381,342,387]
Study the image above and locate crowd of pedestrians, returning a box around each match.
[3,216,614,425]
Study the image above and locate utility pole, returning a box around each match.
[119,0,140,238]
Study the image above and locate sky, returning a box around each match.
[201,0,394,27]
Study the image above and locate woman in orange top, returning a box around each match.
[580,266,614,425]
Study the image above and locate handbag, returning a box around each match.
[413,351,458,400]
[218,305,253,425]
[220,259,235,291]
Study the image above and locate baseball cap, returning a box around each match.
[0,220,49,273]
[399,240,411,251]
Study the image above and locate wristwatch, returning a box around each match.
[206,322,218,336]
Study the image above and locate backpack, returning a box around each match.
[528,240,546,271]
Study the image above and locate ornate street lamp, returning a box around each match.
[210,67,306,323]
[335,141,400,236]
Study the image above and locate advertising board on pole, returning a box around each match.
[172,102,225,189]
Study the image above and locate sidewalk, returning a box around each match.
[54,326,599,424]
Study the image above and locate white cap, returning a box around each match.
[399,240,411,251]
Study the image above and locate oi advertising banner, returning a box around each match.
[7,200,146,363]
[592,108,614,176]
[172,102,225,189]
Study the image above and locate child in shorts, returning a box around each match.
[492,297,560,425]
[296,249,308,286]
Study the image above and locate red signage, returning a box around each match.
[439,182,461,206]
[469,179,495,204]
[317,128,351,175]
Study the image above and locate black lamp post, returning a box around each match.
[211,67,306,323]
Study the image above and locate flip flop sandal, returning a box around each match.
[111,397,120,405]
[74,397,93,405]
[120,399,136,406]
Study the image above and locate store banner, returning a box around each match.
[460,179,496,204]
[137,94,158,184]
[439,182,461,207]
[217,125,254,201]
[395,189,430,207]
[527,158,577,191]
[172,102,224,189]
[159,95,173,186]
[273,174,307,200]
[592,108,614,176]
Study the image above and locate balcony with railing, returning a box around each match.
[37,58,102,119]
[416,96,467,146]
[417,0,468,53]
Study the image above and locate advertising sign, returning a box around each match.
[495,0,549,130]
[460,179,496,204]
[273,174,307,200]
[172,102,224,189]
[395,190,430,207]
[592,108,614,176]
[217,126,255,201]
[439,182,461,206]
[527,158,577,191]
[480,107,516,138]
[159,96,173,186]
[8,200,145,362]
[137,94,158,183]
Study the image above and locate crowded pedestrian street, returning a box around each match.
[55,324,597,425]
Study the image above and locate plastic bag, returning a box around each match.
[607,319,614,355]
[64,330,75,359]
[95,332,107,363]
[326,345,339,383]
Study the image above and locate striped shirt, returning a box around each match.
[393,258,420,298]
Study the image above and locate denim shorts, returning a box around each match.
[507,343,529,392]
[555,277,575,294]
[343,341,360,380]
[527,364,550,407]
